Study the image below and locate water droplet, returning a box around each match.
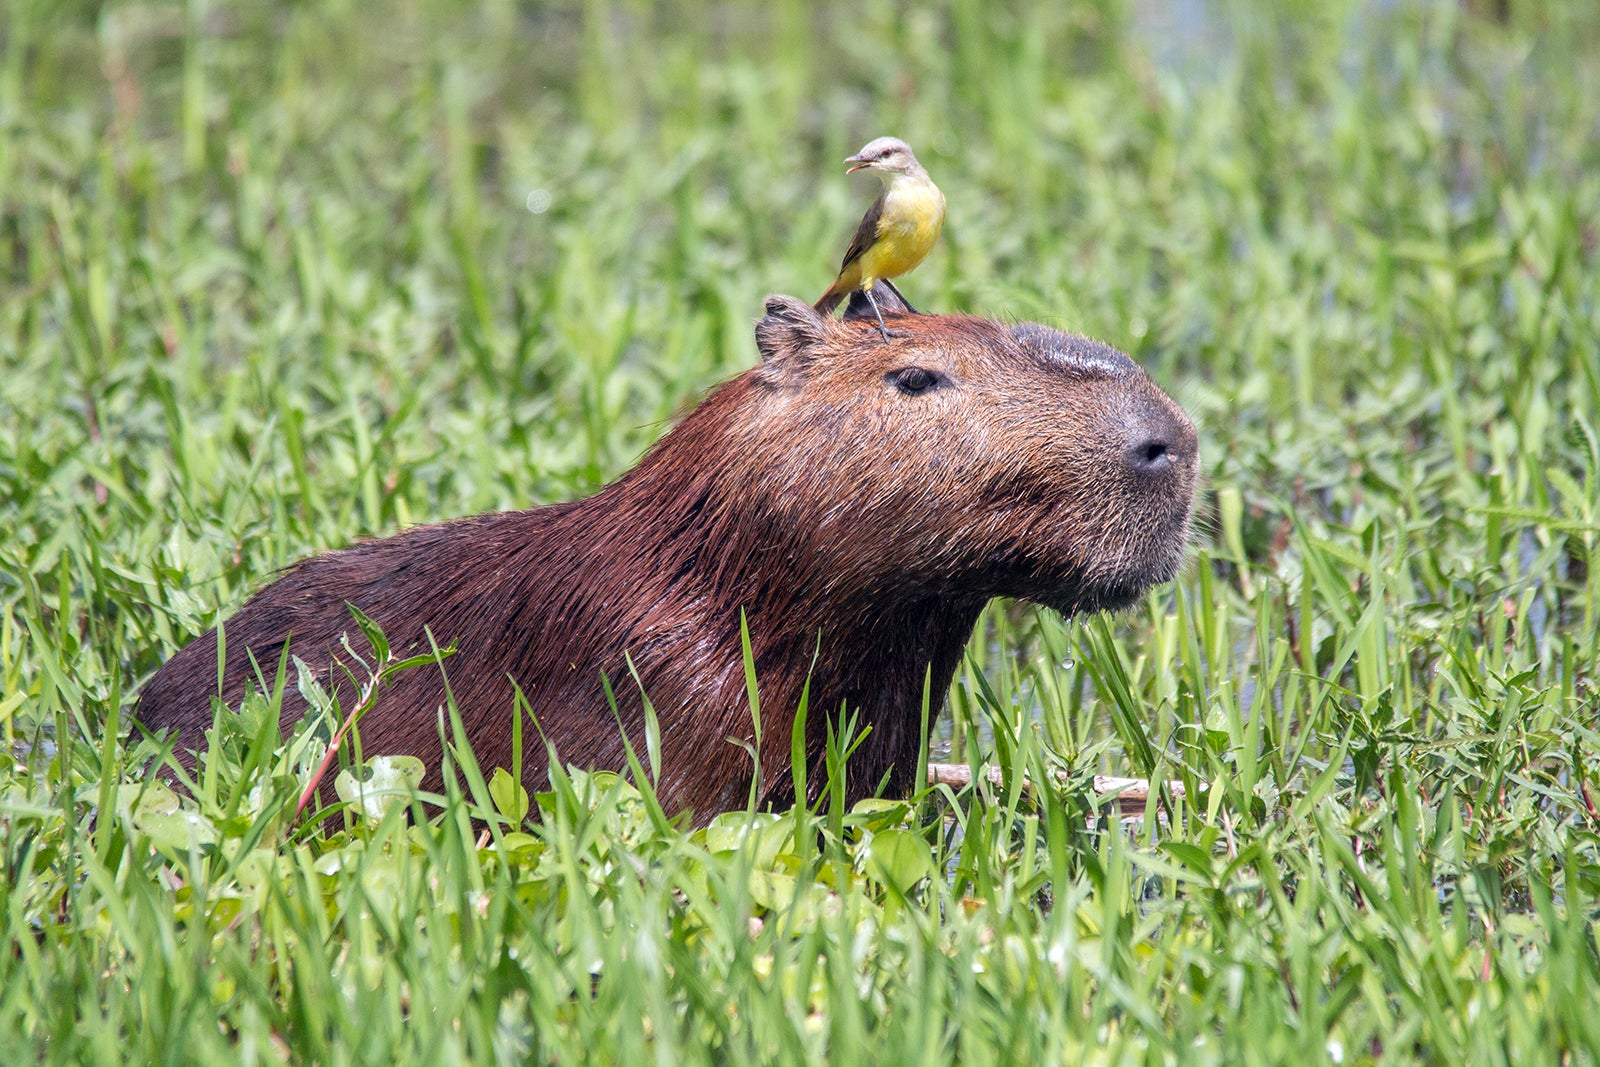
[525,188,552,214]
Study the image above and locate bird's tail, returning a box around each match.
[813,283,847,315]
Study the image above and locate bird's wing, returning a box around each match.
[836,191,887,272]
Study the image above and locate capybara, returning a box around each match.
[136,291,1199,820]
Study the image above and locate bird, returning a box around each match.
[814,136,945,340]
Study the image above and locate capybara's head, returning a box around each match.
[728,297,1198,618]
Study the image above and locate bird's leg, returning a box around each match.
[865,287,899,341]
[882,279,918,314]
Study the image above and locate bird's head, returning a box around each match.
[845,137,923,180]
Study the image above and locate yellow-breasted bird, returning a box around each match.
[814,136,945,339]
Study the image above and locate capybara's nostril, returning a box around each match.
[1121,399,1196,479]
[1129,437,1173,473]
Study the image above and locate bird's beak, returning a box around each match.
[844,155,871,173]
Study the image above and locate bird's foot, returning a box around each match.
[865,289,904,341]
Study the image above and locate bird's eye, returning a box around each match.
[887,367,945,395]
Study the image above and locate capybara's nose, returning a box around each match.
[1123,404,1197,479]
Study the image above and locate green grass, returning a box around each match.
[4,0,1600,1062]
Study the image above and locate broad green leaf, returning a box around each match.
[335,756,425,820]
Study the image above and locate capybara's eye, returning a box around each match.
[887,367,945,395]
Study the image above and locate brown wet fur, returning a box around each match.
[135,293,1199,823]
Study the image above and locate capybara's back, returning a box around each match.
[137,295,1198,820]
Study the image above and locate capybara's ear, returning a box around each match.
[754,296,828,382]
